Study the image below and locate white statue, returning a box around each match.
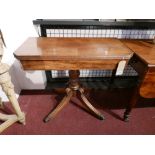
[0,30,25,133]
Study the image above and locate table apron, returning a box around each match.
[20,59,128,70]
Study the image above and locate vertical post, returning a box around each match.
[68,70,80,90]
[124,87,139,121]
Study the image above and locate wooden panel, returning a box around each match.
[129,54,148,77]
[121,40,155,98]
[20,59,125,70]
[121,39,155,66]
[140,68,155,98]
[128,54,155,98]
[14,37,133,61]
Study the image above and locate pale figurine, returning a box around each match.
[0,29,25,133]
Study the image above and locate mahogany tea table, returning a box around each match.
[14,37,133,122]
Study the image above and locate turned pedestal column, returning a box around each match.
[44,70,104,122]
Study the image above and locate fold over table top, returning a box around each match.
[121,39,155,67]
[14,37,133,61]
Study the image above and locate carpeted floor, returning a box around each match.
[1,88,155,135]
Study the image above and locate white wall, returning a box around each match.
[0,1,50,101]
[0,29,46,101]
[0,0,97,101]
[0,0,154,102]
[0,0,87,101]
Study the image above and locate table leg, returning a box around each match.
[44,88,73,122]
[44,70,104,122]
[124,88,139,122]
[79,88,104,120]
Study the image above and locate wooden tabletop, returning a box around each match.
[14,37,133,61]
[121,39,155,67]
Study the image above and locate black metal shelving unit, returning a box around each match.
[32,19,155,89]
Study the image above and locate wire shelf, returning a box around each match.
[45,28,154,78]
[34,20,155,79]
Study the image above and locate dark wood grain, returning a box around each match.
[121,39,155,98]
[140,69,155,98]
[20,59,129,70]
[44,70,104,122]
[121,39,155,66]
[14,37,132,71]
[14,37,133,61]
[121,39,155,120]
[14,37,155,122]
[14,37,133,121]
